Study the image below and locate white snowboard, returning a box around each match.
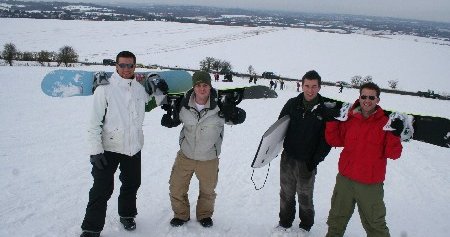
[251,115,290,168]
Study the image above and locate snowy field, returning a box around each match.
[1,19,450,237]
[1,18,450,93]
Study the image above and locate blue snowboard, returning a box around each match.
[41,69,192,97]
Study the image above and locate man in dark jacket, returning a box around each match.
[277,70,332,232]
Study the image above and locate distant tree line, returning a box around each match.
[350,75,399,89]
[0,43,78,66]
[199,57,232,74]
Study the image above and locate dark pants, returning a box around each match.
[81,151,141,232]
[279,151,316,230]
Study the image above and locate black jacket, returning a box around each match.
[278,93,332,169]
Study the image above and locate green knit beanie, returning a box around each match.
[192,71,212,86]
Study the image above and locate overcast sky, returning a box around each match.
[32,0,450,23]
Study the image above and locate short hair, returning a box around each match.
[301,70,321,86]
[360,82,381,97]
[116,51,136,64]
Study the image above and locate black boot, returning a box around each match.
[199,217,213,228]
[80,231,100,237]
[299,222,311,232]
[120,217,136,231]
[170,218,188,227]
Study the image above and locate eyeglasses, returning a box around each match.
[117,63,135,69]
[360,95,377,100]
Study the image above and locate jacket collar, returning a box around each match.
[349,99,384,120]
[295,92,324,110]
[182,88,219,110]
[111,72,135,87]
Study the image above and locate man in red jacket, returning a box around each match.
[324,82,403,237]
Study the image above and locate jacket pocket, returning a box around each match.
[102,128,123,150]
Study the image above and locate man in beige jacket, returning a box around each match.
[161,71,245,228]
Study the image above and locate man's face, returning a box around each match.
[193,83,211,103]
[116,57,135,79]
[359,88,380,114]
[302,79,321,101]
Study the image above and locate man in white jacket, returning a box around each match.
[80,51,167,237]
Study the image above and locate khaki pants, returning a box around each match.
[326,174,390,237]
[169,151,219,220]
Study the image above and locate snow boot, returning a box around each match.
[199,217,213,228]
[80,231,100,237]
[120,217,136,231]
[299,222,311,232]
[170,217,189,227]
[277,221,292,229]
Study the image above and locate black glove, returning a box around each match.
[390,118,404,137]
[155,79,169,94]
[220,102,235,120]
[161,103,171,112]
[161,114,174,128]
[220,103,246,124]
[231,107,246,124]
[161,113,180,128]
[90,153,108,170]
[322,103,341,122]
[144,74,169,95]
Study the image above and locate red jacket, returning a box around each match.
[325,101,402,184]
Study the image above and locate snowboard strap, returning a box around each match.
[251,163,271,190]
[383,112,414,142]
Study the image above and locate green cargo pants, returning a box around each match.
[326,174,390,237]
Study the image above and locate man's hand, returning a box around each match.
[390,118,404,137]
[155,79,169,94]
[322,106,341,122]
[90,153,108,170]
[161,114,180,128]
[144,74,169,95]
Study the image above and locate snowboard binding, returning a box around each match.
[217,88,244,107]
[162,93,184,118]
[383,112,414,142]
[92,71,110,93]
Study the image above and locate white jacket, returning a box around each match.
[88,72,150,156]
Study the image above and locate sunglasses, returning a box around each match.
[117,63,135,69]
[360,95,377,100]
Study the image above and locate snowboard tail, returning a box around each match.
[335,101,450,148]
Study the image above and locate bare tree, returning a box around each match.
[212,59,222,72]
[57,45,78,67]
[388,80,399,89]
[248,65,255,75]
[199,57,215,72]
[219,60,232,74]
[362,75,373,84]
[21,51,36,61]
[37,50,54,66]
[350,75,362,86]
[2,43,18,66]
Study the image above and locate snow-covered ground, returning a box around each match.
[0,19,449,237]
